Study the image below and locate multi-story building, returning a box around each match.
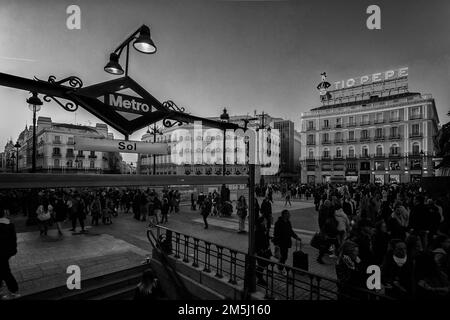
[137,112,300,183]
[300,68,440,184]
[273,120,301,182]
[9,117,122,173]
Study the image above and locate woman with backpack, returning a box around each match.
[236,195,248,233]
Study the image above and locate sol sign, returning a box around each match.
[333,67,408,90]
[74,137,169,154]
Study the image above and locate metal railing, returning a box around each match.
[147,225,392,301]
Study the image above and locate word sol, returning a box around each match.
[66,265,81,290]
[118,141,137,151]
[366,265,381,290]
[66,5,81,30]
[366,5,381,30]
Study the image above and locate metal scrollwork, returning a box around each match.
[43,95,79,112]
[163,100,185,112]
[162,118,184,128]
[47,75,83,89]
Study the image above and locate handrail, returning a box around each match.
[147,224,392,300]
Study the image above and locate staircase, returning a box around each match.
[20,263,154,300]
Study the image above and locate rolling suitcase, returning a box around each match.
[292,239,309,271]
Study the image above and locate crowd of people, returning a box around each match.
[310,182,450,299]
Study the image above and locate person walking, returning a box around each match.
[191,192,197,211]
[272,210,301,274]
[90,193,102,226]
[0,205,20,299]
[201,196,212,229]
[260,196,273,237]
[52,193,67,236]
[284,189,292,207]
[68,192,86,233]
[236,195,248,233]
[255,215,271,285]
[160,197,170,224]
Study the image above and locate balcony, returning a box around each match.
[88,154,97,159]
[334,139,344,144]
[53,140,62,145]
[347,138,357,143]
[374,136,385,141]
[76,154,85,158]
[346,122,357,128]
[374,153,386,159]
[410,132,423,138]
[322,126,331,130]
[389,135,401,140]
[333,156,344,161]
[390,118,401,123]
[67,140,75,145]
[306,141,316,146]
[408,152,425,158]
[361,121,371,126]
[52,153,62,157]
[66,153,75,158]
[306,157,316,162]
[321,156,332,161]
[374,120,385,124]
[335,124,343,129]
[389,153,402,158]
[409,114,423,120]
[360,154,371,159]
[346,155,357,160]
[359,137,371,142]
[321,140,331,145]
[306,127,316,131]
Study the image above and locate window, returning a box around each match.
[348,147,355,157]
[362,146,369,157]
[376,145,383,156]
[67,148,74,155]
[389,161,400,170]
[390,144,399,155]
[307,134,315,144]
[390,110,399,121]
[67,137,74,144]
[376,112,383,123]
[348,116,355,126]
[323,149,330,158]
[308,149,314,159]
[77,160,83,168]
[323,119,329,128]
[53,147,61,155]
[90,161,95,169]
[360,162,370,170]
[54,135,61,143]
[348,131,355,141]
[67,160,73,168]
[77,150,84,156]
[336,118,342,128]
[90,151,96,157]
[411,106,421,118]
[412,142,420,155]
[323,133,329,142]
[390,127,398,137]
[335,132,342,142]
[307,121,314,130]
[362,115,369,124]
[54,159,60,168]
[361,130,369,139]
[375,161,385,170]
[347,163,356,170]
[375,128,383,138]
[336,148,342,158]
[412,123,420,135]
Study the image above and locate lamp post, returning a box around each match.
[148,124,163,175]
[220,108,230,176]
[420,150,425,178]
[14,142,21,173]
[27,92,43,173]
[10,153,16,173]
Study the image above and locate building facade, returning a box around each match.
[300,68,440,185]
[8,117,122,173]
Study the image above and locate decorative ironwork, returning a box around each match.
[161,100,187,128]
[163,100,185,112]
[34,75,83,112]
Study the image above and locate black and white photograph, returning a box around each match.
[0,0,449,312]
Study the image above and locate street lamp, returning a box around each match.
[420,150,425,177]
[14,142,20,173]
[148,124,163,175]
[10,153,15,172]
[220,108,230,176]
[27,92,43,173]
[104,24,157,76]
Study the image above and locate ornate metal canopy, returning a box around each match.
[0,72,241,137]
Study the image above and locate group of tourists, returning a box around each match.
[311,182,450,299]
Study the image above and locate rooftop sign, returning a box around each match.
[333,67,408,90]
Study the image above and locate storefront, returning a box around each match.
[374,174,385,185]
[359,173,370,184]
[389,174,400,184]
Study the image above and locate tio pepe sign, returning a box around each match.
[74,137,169,154]
[333,67,408,90]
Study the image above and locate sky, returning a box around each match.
[1,0,449,163]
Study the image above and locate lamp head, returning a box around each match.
[27,92,43,112]
[220,108,230,122]
[133,25,157,54]
[104,53,124,75]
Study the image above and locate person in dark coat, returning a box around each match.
[408,195,430,250]
[201,196,212,229]
[68,193,86,233]
[52,194,67,235]
[335,241,364,300]
[273,210,300,273]
[160,197,170,224]
[260,196,273,236]
[0,205,20,299]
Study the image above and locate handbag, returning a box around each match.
[37,206,51,222]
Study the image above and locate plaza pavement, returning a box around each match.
[4,198,336,298]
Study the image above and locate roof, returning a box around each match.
[310,92,422,111]
[52,123,98,133]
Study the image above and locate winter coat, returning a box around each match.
[0,218,17,259]
[334,209,350,233]
[273,217,299,249]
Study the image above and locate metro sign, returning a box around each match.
[100,92,154,115]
